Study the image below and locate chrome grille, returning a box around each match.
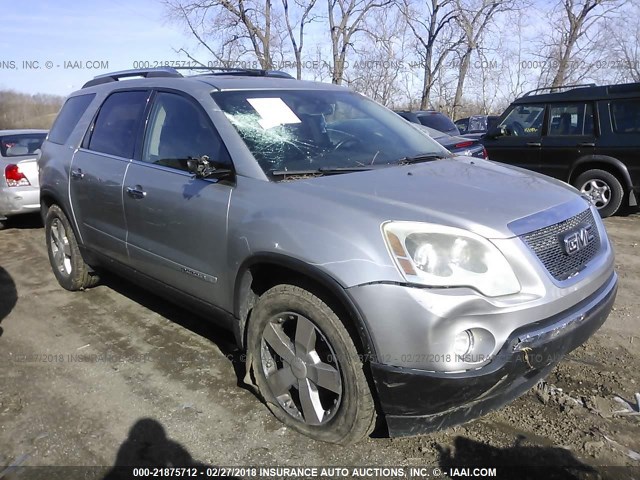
[521,208,600,280]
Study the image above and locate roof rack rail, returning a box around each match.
[82,67,183,88]
[522,83,597,97]
[81,66,295,89]
[170,66,294,79]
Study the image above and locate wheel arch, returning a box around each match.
[568,156,633,192]
[569,156,636,207]
[39,188,60,221]
[40,189,96,263]
[233,253,377,359]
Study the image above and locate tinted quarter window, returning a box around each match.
[88,91,149,159]
[142,92,230,171]
[0,133,47,157]
[48,94,95,145]
[611,99,640,133]
[548,103,594,136]
[498,104,545,136]
[417,113,457,133]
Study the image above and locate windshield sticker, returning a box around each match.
[247,98,301,129]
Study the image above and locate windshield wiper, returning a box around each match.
[270,166,375,176]
[397,153,449,165]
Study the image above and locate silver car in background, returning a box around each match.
[0,129,47,229]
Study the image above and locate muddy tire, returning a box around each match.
[45,205,99,290]
[247,284,376,444]
[574,169,624,218]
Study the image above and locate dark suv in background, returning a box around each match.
[482,83,640,217]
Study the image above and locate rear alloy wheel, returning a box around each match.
[574,169,624,218]
[248,285,376,444]
[45,205,99,290]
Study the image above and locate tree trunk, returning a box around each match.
[452,48,472,118]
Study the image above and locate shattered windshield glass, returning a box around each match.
[213,89,450,178]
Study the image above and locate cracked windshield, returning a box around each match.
[213,90,450,178]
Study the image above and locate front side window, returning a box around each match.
[0,133,47,157]
[213,90,450,177]
[498,104,545,137]
[88,91,149,158]
[611,99,640,133]
[142,92,229,172]
[548,103,594,136]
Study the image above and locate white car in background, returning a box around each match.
[0,129,47,229]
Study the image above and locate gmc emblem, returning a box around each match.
[562,224,594,255]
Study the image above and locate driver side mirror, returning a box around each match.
[486,125,508,139]
[187,155,232,179]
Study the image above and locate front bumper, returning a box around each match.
[0,186,40,218]
[369,272,617,437]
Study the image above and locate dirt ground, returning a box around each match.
[0,212,639,479]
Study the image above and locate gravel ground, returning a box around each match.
[0,212,638,479]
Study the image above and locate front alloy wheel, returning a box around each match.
[260,312,342,425]
[248,284,376,444]
[580,179,611,209]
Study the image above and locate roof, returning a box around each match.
[0,129,48,135]
[513,82,640,104]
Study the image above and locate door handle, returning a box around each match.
[126,185,147,199]
[70,168,84,179]
[578,142,595,147]
[526,142,541,147]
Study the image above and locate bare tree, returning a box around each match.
[537,0,622,88]
[451,0,513,119]
[497,10,532,101]
[400,0,462,109]
[601,0,640,82]
[346,8,410,105]
[327,0,394,84]
[164,0,280,69]
[0,90,63,130]
[282,0,319,78]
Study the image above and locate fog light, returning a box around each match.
[453,330,474,356]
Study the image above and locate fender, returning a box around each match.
[233,252,377,358]
[569,155,633,191]
[39,187,67,222]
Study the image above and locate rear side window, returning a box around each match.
[48,94,95,145]
[611,100,640,133]
[548,103,594,136]
[88,91,149,158]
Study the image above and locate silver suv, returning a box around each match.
[39,68,617,444]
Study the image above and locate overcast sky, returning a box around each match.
[0,0,189,96]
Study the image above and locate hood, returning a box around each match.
[285,157,587,239]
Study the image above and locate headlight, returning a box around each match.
[382,221,520,297]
